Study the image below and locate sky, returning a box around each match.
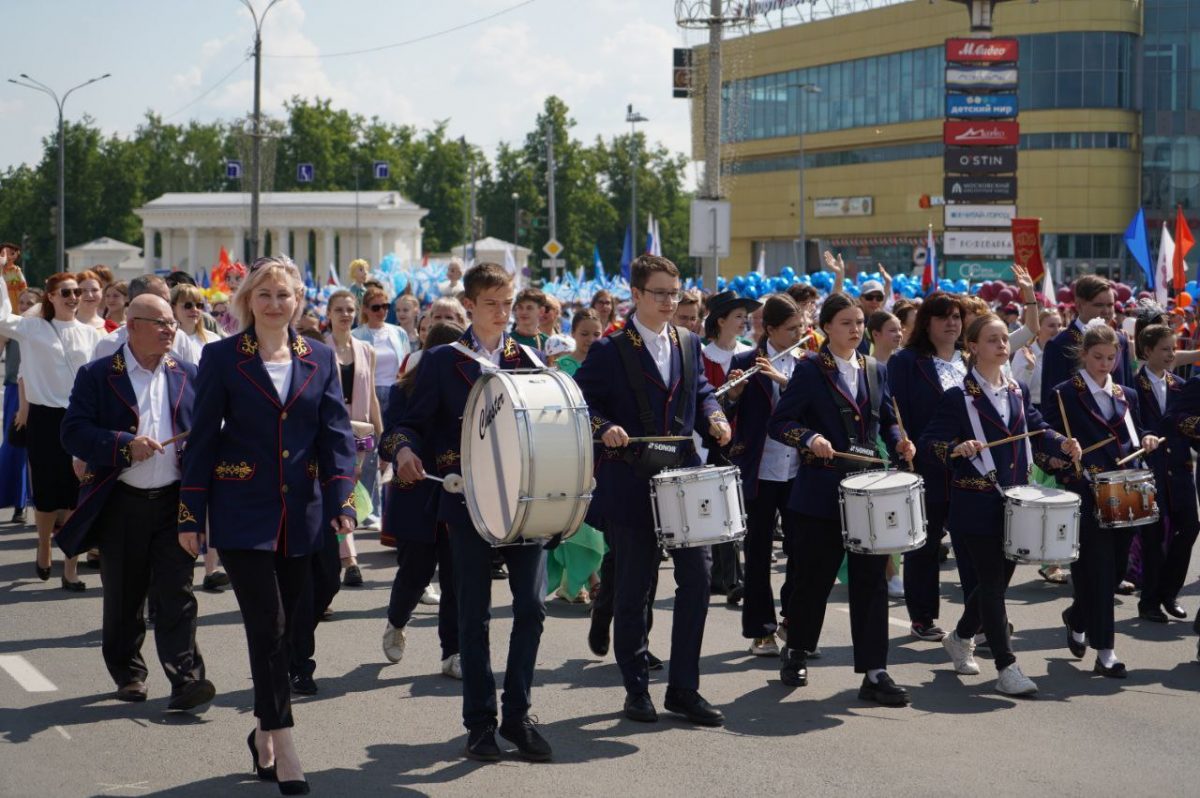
[1,0,706,178]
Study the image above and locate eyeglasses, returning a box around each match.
[179,302,199,311]
[369,303,388,312]
[862,293,885,301]
[58,288,82,298]
[641,289,682,304]
[132,316,179,331]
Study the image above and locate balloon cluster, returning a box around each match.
[714,267,972,301]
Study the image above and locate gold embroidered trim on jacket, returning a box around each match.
[239,334,258,356]
[213,461,255,480]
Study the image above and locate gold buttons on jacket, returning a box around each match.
[129,426,137,432]
[282,450,290,459]
[281,485,289,494]
[281,412,288,420]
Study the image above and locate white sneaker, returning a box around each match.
[382,623,407,664]
[942,630,981,675]
[420,585,441,605]
[887,575,905,599]
[749,636,779,657]
[441,653,462,679]
[996,663,1038,696]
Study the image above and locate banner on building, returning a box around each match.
[946,94,1018,119]
[944,120,1020,147]
[944,146,1017,175]
[946,38,1019,64]
[944,176,1018,202]
[945,66,1019,91]
[944,204,1017,228]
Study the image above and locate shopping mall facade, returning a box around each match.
[694,0,1194,283]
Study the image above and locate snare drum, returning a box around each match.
[650,465,747,550]
[1092,468,1158,528]
[1002,485,1080,564]
[838,470,927,555]
[460,369,593,546]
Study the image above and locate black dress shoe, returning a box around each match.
[1163,601,1189,620]
[60,576,86,593]
[289,674,318,696]
[780,647,808,687]
[858,673,911,707]
[278,780,310,796]
[498,716,552,762]
[1063,608,1087,659]
[647,651,664,671]
[623,691,658,723]
[587,610,610,657]
[247,729,277,782]
[342,564,363,587]
[10,507,25,525]
[168,679,216,712]
[464,724,501,762]
[1093,659,1128,679]
[202,571,230,592]
[726,584,744,605]
[1138,606,1169,623]
[116,680,148,702]
[664,688,724,726]
[35,563,50,581]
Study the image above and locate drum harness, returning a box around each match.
[962,382,1035,497]
[828,355,883,476]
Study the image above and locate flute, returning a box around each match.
[714,335,813,397]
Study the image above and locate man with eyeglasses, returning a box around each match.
[58,294,214,710]
[575,254,732,727]
[94,275,201,365]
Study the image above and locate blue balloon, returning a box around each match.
[845,285,861,298]
[1188,280,1199,295]
[391,272,408,295]
[716,276,727,291]
[731,275,745,291]
[780,266,795,280]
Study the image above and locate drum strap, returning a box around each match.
[962,390,1032,495]
[612,327,695,435]
[831,355,881,448]
[451,342,498,371]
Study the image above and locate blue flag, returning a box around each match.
[619,225,633,282]
[593,245,604,281]
[1123,208,1153,288]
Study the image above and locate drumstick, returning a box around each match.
[891,397,913,472]
[1056,389,1082,475]
[622,435,692,444]
[1080,435,1115,456]
[1114,438,1163,467]
[160,430,189,447]
[950,430,1044,458]
[832,450,887,465]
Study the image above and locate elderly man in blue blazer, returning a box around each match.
[59,293,213,710]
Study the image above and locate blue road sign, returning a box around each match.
[373,161,390,180]
[297,163,315,183]
[225,160,242,179]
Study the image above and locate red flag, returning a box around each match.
[1010,218,1045,283]
[1173,206,1194,292]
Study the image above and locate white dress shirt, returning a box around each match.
[759,342,800,482]
[1146,369,1168,415]
[95,323,202,366]
[1081,369,1117,420]
[632,315,671,384]
[0,290,102,407]
[832,350,861,397]
[471,331,503,367]
[118,345,181,489]
[973,368,1011,426]
[1011,341,1043,403]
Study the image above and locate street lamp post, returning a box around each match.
[789,83,822,272]
[626,104,648,255]
[8,72,110,274]
[512,192,521,249]
[241,0,283,262]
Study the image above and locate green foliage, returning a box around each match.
[0,95,693,287]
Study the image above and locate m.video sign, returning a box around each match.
[946,38,1019,64]
[946,94,1018,119]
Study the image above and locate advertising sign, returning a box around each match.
[945,66,1019,91]
[944,176,1017,201]
[813,196,874,218]
[944,231,1015,257]
[944,204,1017,228]
[943,120,1020,147]
[946,94,1018,119]
[944,259,1014,281]
[944,146,1017,174]
[946,38,1019,63]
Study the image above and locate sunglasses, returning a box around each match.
[862,293,884,301]
[369,304,388,312]
[179,301,199,311]
[58,288,82,298]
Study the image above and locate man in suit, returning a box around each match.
[1040,275,1134,408]
[58,294,213,710]
[574,254,732,726]
[393,262,551,763]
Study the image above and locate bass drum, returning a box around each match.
[461,368,593,546]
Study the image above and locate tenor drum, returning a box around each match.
[1092,468,1159,529]
[1002,485,1081,564]
[839,470,927,554]
[461,369,593,546]
[650,465,747,550]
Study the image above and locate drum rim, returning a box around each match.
[1093,468,1154,483]
[839,469,923,490]
[652,464,739,484]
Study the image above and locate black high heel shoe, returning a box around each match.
[35,563,51,581]
[247,730,277,782]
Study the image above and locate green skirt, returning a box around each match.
[546,522,607,597]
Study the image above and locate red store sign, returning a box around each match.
[944,120,1020,147]
[946,37,1019,64]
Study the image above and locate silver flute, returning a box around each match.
[714,334,813,397]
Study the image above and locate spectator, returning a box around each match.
[0,287,40,523]
[393,294,420,343]
[866,310,903,364]
[76,270,108,332]
[539,295,562,337]
[591,289,618,333]
[438,259,465,297]
[672,289,704,336]
[103,281,128,331]
[512,288,548,348]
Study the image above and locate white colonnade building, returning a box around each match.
[134,191,428,281]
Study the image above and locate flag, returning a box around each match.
[619,225,633,282]
[1011,218,1046,283]
[1122,208,1153,288]
[653,218,662,257]
[1041,264,1054,308]
[921,225,937,292]
[1156,222,1174,308]
[1173,206,1194,291]
[503,245,517,276]
[755,245,766,275]
[645,212,655,254]
[328,263,340,286]
[593,245,604,280]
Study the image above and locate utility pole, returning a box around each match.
[701,0,724,290]
[546,120,558,279]
[469,159,478,262]
[790,83,822,272]
[512,192,521,248]
[626,105,648,257]
[242,0,282,262]
[460,138,471,260]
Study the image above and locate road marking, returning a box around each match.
[55,725,71,740]
[836,607,911,629]
[0,654,57,692]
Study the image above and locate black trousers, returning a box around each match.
[709,541,743,594]
[388,536,458,661]
[1156,521,1200,605]
[954,534,1017,672]
[1066,515,1133,652]
[742,479,799,639]
[1135,521,1167,612]
[904,499,949,625]
[785,515,888,673]
[591,532,655,638]
[289,530,341,680]
[220,548,312,731]
[98,483,204,690]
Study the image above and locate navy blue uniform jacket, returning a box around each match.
[391,327,542,532]
[179,330,357,556]
[767,345,905,521]
[573,317,726,531]
[1156,370,1200,532]
[379,377,439,544]
[1039,321,1134,408]
[56,349,196,557]
[887,347,957,507]
[917,373,1067,537]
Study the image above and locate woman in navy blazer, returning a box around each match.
[767,293,915,706]
[722,294,807,656]
[1041,322,1160,680]
[178,256,355,794]
[919,314,1078,696]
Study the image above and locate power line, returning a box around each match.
[164,54,253,120]
[263,0,538,59]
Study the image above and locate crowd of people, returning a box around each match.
[2,239,1200,789]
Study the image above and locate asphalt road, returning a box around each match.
[0,518,1197,798]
